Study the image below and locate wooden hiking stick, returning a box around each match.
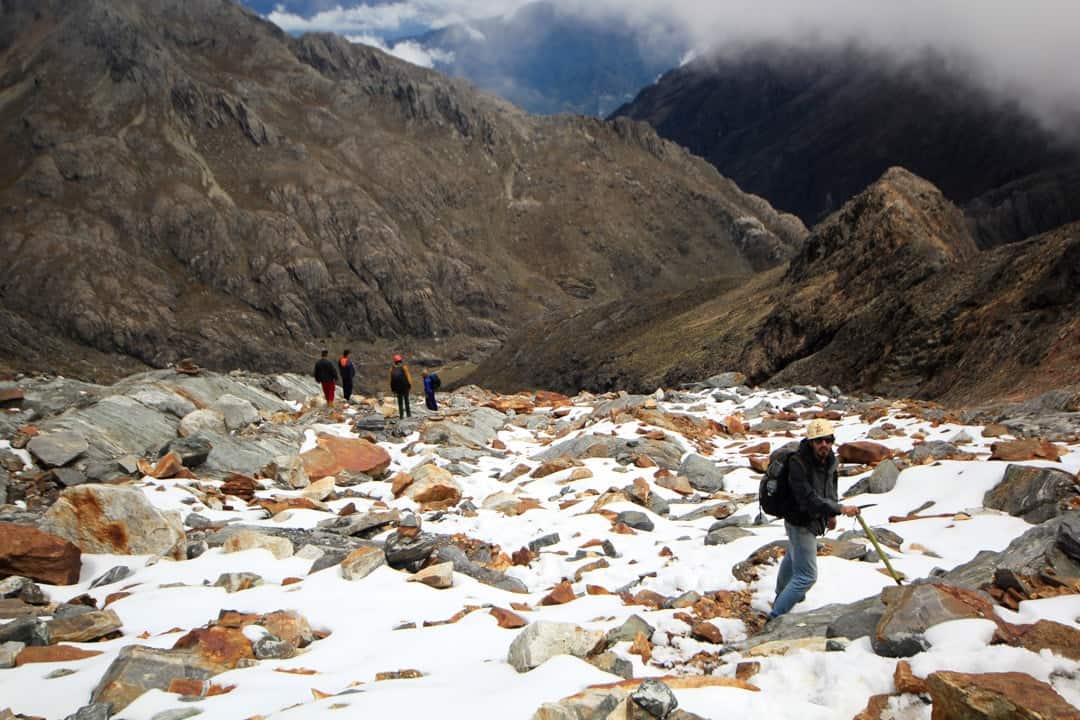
[857,513,904,585]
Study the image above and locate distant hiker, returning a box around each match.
[389,354,412,418]
[338,349,356,403]
[769,418,860,620]
[313,349,337,406]
[422,370,438,411]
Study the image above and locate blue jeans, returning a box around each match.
[770,521,819,618]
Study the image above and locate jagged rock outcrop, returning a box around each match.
[0,0,802,384]
[471,168,1080,405]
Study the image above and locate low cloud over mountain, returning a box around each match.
[253,0,1080,136]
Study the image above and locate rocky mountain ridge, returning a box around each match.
[470,167,1080,406]
[613,43,1080,246]
[0,0,801,383]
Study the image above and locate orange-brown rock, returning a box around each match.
[540,580,576,606]
[490,607,527,629]
[748,455,769,473]
[852,693,894,720]
[390,472,413,497]
[531,457,581,478]
[740,441,770,455]
[172,625,254,671]
[1001,619,1080,660]
[300,435,391,480]
[491,438,507,450]
[990,439,1066,463]
[725,415,747,435]
[735,661,760,681]
[534,391,572,408]
[628,631,652,664]
[926,671,1080,719]
[656,474,694,495]
[258,610,314,649]
[691,621,724,644]
[893,660,929,694]
[168,678,208,697]
[586,585,612,595]
[492,395,536,413]
[512,548,536,566]
[0,522,81,585]
[220,473,259,502]
[839,441,892,465]
[136,452,188,480]
[981,424,1010,438]
[633,454,657,468]
[628,590,666,609]
[104,591,131,607]
[254,497,325,515]
[15,644,103,665]
[375,668,424,681]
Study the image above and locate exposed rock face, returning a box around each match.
[40,485,186,558]
[0,0,801,382]
[984,464,1079,523]
[0,523,82,585]
[472,169,1080,405]
[613,43,1080,244]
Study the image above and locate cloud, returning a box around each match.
[268,1,532,35]
[344,34,455,68]
[262,1,1080,133]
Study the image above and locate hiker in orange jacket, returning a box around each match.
[388,354,412,418]
[338,349,356,403]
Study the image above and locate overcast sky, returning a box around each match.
[255,0,1080,132]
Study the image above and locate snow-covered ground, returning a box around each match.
[2,384,1079,719]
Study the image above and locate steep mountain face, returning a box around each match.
[412,1,685,117]
[470,167,1080,405]
[613,44,1080,246]
[0,0,802,381]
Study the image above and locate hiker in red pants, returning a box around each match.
[313,349,337,406]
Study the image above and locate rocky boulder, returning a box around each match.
[213,394,260,431]
[838,441,892,466]
[872,582,1002,657]
[300,435,391,479]
[926,671,1080,720]
[678,454,726,492]
[90,645,216,713]
[984,464,1078,523]
[26,431,88,468]
[40,485,185,558]
[0,524,81,585]
[507,621,605,672]
[401,464,462,509]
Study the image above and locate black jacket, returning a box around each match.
[313,358,336,383]
[786,438,842,535]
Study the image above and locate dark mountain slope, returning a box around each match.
[470,167,1080,405]
[0,0,802,382]
[613,44,1080,246]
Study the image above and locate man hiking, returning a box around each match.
[313,349,337,407]
[389,354,412,419]
[338,349,356,404]
[769,418,860,619]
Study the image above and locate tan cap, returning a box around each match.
[806,418,836,440]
